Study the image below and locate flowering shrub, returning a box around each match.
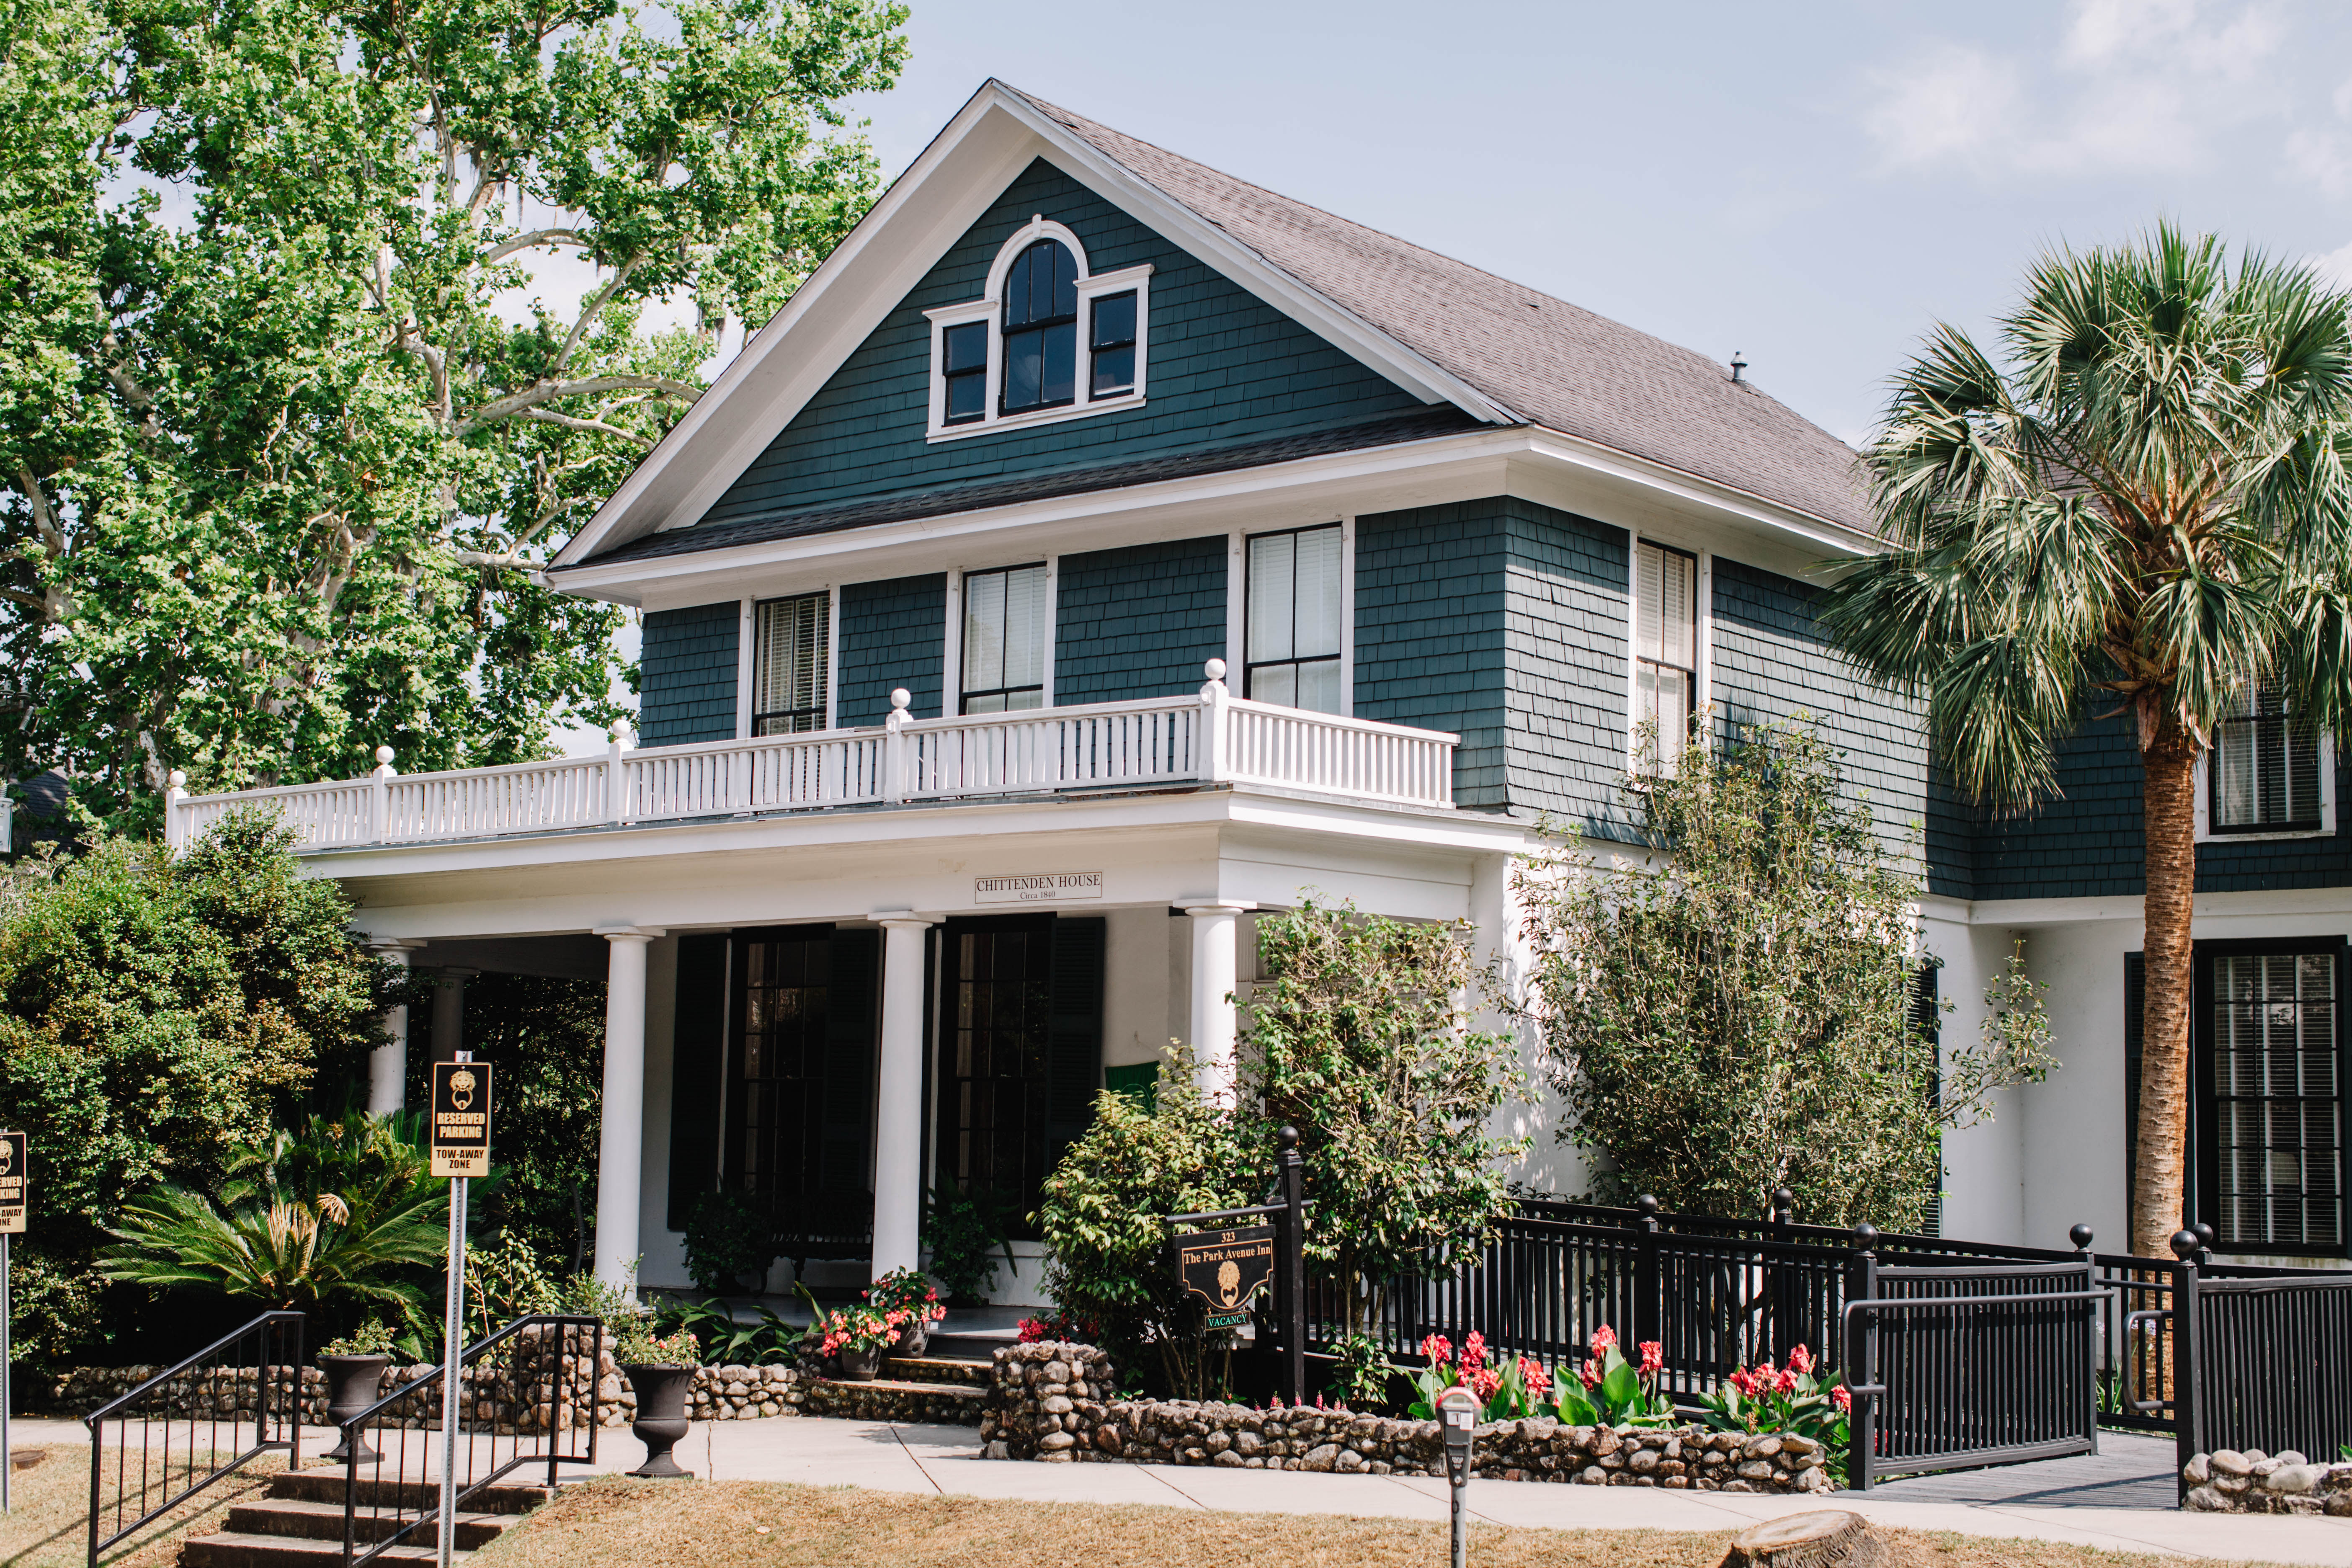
[1692,1343,1849,1460]
[866,1267,947,1327]
[815,1304,903,1357]
[1553,1325,1676,1429]
[1015,1309,1099,1344]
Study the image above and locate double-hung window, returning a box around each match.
[752,592,829,735]
[2212,679,2323,834]
[941,322,988,426]
[1246,525,1343,714]
[1090,291,1137,398]
[1633,541,1698,774]
[2199,942,2344,1253]
[960,564,1048,714]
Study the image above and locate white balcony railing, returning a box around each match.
[162,663,1457,852]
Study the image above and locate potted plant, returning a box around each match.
[319,1320,397,1463]
[614,1318,701,1478]
[816,1305,902,1380]
[864,1268,946,1358]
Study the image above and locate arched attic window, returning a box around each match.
[925,218,1153,442]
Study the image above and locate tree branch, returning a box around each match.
[477,228,588,268]
[553,252,645,374]
[457,376,699,434]
[518,407,656,448]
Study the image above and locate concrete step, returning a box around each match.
[923,1331,1016,1364]
[879,1356,990,1387]
[224,1495,509,1549]
[180,1530,451,1567]
[266,1470,550,1515]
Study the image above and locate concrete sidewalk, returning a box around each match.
[17,1414,2352,1564]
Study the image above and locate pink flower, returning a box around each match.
[1421,1334,1452,1366]
[1468,1365,1501,1400]
[1579,1358,1602,1390]
[1638,1342,1662,1375]
[1520,1357,1551,1398]
[1589,1324,1618,1357]
[1774,1368,1798,1396]
[1831,1385,1851,1413]
[1460,1331,1488,1370]
[1727,1368,1756,1398]
[1787,1344,1813,1375]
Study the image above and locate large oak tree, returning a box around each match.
[0,0,906,826]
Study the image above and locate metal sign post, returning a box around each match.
[0,1128,26,1516]
[1438,1384,1478,1568]
[1164,1125,1310,1405]
[429,1056,491,1568]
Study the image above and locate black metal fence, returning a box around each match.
[1315,1195,2352,1488]
[84,1310,305,1568]
[336,1315,602,1566]
[1843,1259,2100,1489]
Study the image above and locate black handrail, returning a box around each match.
[338,1314,601,1566]
[85,1310,305,1567]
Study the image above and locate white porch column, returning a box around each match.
[872,913,935,1276]
[365,941,423,1114]
[594,927,663,1294]
[430,968,473,1062]
[1185,903,1254,1104]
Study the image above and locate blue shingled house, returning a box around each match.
[170,80,2348,1297]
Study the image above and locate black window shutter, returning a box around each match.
[1046,917,1106,1155]
[824,927,880,1202]
[1911,962,1942,1237]
[2124,950,2145,1226]
[665,934,730,1231]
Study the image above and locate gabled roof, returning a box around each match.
[1001,85,1869,535]
[552,80,1868,574]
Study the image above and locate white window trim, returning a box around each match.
[946,557,1058,714]
[1236,519,1352,717]
[825,583,841,731]
[923,216,1153,444]
[735,597,755,740]
[2194,734,2337,843]
[1624,533,1712,771]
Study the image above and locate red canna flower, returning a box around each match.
[1589,1324,1618,1357]
[1520,1357,1552,1398]
[1421,1333,1452,1366]
[1774,1368,1798,1395]
[1460,1331,1489,1370]
[1469,1365,1501,1400]
[1787,1344,1814,1375]
[1831,1384,1851,1412]
[1579,1358,1602,1390]
[1638,1341,1662,1375]
[1728,1368,1756,1398]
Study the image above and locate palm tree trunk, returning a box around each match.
[2133,724,2198,1260]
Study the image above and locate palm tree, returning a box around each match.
[102,1114,447,1330]
[1821,225,2352,1259]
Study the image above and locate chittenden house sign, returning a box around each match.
[974,872,1104,904]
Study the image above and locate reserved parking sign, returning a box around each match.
[428,1062,492,1179]
[0,1130,23,1233]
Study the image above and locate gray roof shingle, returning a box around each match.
[1004,83,1871,533]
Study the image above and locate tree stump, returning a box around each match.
[1717,1510,1889,1568]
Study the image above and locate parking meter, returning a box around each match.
[1437,1385,1478,1568]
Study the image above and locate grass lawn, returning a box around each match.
[0,1444,300,1568]
[475,1478,2308,1568]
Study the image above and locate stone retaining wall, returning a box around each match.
[49,1356,983,1431]
[2182,1450,2352,1514]
[977,1341,1834,1494]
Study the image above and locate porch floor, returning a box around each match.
[1865,1429,2178,1510]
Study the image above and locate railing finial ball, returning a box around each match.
[1772,1186,1794,1209]
[1852,1221,1878,1250]
[2171,1230,2202,1260]
[375,745,395,765]
[1277,1123,1300,1153]
[890,688,911,711]
[1635,1193,1660,1217]
[1204,658,1227,681]
[2068,1223,2094,1250]
[168,769,187,789]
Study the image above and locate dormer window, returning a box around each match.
[925,218,1151,442]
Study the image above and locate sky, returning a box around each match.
[542,0,2352,747]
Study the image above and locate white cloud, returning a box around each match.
[2309,237,2352,291]
[1862,0,2285,183]
[2287,128,2352,199]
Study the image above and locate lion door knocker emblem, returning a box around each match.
[1217,1258,1241,1307]
[449,1069,477,1111]
[0,1140,12,1176]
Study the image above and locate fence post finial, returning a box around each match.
[884,689,912,802]
[2068,1223,2094,1253]
[1772,1187,1795,1227]
[165,770,189,852]
[368,749,394,843]
[1199,660,1230,784]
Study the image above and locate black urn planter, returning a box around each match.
[838,1346,882,1381]
[622,1364,696,1478]
[319,1355,390,1464]
[897,1322,929,1359]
